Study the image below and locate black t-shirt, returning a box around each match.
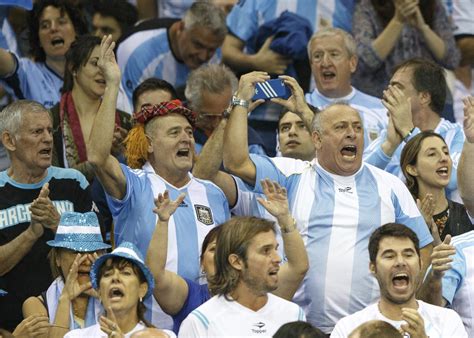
[0,167,93,331]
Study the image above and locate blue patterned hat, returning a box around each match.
[47,212,111,252]
[90,242,154,299]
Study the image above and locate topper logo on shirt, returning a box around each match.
[338,187,353,194]
[252,322,266,334]
[194,205,214,225]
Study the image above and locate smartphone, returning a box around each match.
[252,79,291,101]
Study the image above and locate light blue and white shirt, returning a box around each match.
[442,230,474,337]
[158,0,193,18]
[1,56,62,109]
[226,0,354,42]
[106,162,230,281]
[116,27,221,109]
[305,87,388,148]
[363,118,465,202]
[0,7,19,55]
[249,154,432,333]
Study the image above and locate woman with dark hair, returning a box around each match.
[65,241,175,337]
[0,0,88,108]
[22,212,111,338]
[400,131,473,242]
[147,179,309,333]
[51,34,131,181]
[352,0,460,98]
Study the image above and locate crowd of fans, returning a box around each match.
[0,0,473,337]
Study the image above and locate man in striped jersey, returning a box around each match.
[363,58,465,202]
[116,2,227,112]
[223,71,433,334]
[88,36,231,327]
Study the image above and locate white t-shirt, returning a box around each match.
[65,322,176,337]
[178,294,306,337]
[331,300,467,338]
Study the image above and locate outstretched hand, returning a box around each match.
[257,179,290,220]
[153,191,186,222]
[97,34,121,86]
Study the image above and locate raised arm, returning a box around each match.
[458,97,474,216]
[87,35,127,200]
[0,184,54,276]
[257,179,309,300]
[223,72,269,185]
[192,118,237,206]
[146,191,189,315]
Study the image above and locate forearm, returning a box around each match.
[223,106,251,175]
[418,272,444,306]
[147,219,169,282]
[279,215,308,277]
[0,226,41,276]
[458,141,474,215]
[0,48,16,77]
[371,18,404,60]
[192,119,227,180]
[87,83,119,166]
[222,36,256,73]
[419,25,446,60]
[49,295,72,338]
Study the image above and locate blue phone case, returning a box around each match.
[252,79,291,100]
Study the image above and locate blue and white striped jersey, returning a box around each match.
[226,0,354,44]
[305,87,388,148]
[363,118,465,201]
[106,162,230,281]
[0,7,19,55]
[249,154,432,333]
[442,230,474,337]
[117,26,221,108]
[1,56,62,109]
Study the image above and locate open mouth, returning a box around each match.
[176,149,190,158]
[322,70,336,81]
[436,166,449,177]
[95,79,106,85]
[39,148,51,156]
[109,287,124,300]
[341,145,357,158]
[51,37,65,47]
[392,273,409,290]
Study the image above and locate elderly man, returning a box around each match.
[0,100,94,331]
[185,64,266,155]
[116,2,227,112]
[364,58,465,201]
[223,71,433,334]
[332,223,467,337]
[305,28,387,146]
[179,216,306,336]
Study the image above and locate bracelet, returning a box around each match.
[403,127,415,143]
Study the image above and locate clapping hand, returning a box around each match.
[12,315,50,337]
[382,85,414,140]
[430,235,455,279]
[30,183,60,233]
[153,191,186,222]
[416,194,441,245]
[400,307,428,338]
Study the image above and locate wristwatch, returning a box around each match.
[231,95,249,109]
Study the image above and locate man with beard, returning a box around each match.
[331,223,467,337]
[178,216,306,337]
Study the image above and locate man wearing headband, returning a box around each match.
[88,36,231,328]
